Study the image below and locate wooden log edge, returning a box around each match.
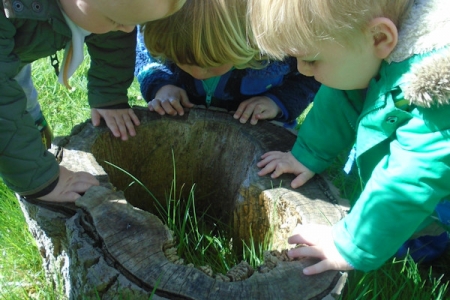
[18,107,348,299]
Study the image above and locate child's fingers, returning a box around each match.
[179,92,194,108]
[91,109,101,126]
[260,151,282,160]
[257,152,294,177]
[161,100,177,115]
[288,234,308,245]
[291,172,315,188]
[250,113,259,125]
[291,245,324,258]
[270,162,291,178]
[128,109,141,126]
[234,99,251,120]
[257,161,278,176]
[75,170,100,186]
[121,114,137,138]
[236,102,257,124]
[168,98,185,116]
[112,109,139,139]
[109,115,128,141]
[238,111,252,123]
[302,260,331,275]
[70,181,97,195]
[301,252,353,275]
[288,225,324,247]
[105,120,121,138]
[253,103,279,123]
[38,167,99,203]
[149,99,165,115]
[155,98,182,115]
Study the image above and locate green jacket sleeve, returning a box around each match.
[333,105,450,271]
[85,29,137,108]
[0,14,59,195]
[291,86,362,173]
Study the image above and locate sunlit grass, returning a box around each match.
[0,181,65,299]
[343,255,449,299]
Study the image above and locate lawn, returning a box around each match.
[0,50,449,299]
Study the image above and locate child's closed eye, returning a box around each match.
[302,60,316,66]
[108,18,125,28]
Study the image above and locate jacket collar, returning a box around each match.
[402,48,450,108]
[388,0,450,63]
[385,0,450,108]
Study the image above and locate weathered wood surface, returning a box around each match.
[19,107,348,299]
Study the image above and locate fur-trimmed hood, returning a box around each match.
[404,48,450,108]
[387,0,450,108]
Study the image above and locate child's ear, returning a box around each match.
[368,17,398,59]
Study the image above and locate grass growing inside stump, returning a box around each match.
[105,152,274,275]
[160,182,238,274]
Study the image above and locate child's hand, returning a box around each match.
[234,96,280,125]
[257,151,315,188]
[149,85,194,116]
[38,166,99,202]
[287,224,354,275]
[91,108,140,141]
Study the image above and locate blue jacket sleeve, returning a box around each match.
[134,31,178,102]
[262,57,320,123]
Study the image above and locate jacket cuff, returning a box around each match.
[264,93,289,121]
[291,142,331,174]
[95,103,131,109]
[332,219,384,272]
[22,177,59,199]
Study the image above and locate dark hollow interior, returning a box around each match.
[91,118,266,237]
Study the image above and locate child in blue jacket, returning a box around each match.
[135,0,319,126]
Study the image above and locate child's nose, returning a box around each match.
[296,60,314,77]
[190,68,208,79]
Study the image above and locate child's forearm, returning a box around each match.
[291,87,359,173]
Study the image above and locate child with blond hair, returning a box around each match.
[250,0,450,273]
[135,0,319,126]
[0,0,185,203]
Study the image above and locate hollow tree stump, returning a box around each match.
[19,107,349,299]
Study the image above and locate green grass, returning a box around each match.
[0,180,49,299]
[0,50,449,299]
[343,256,449,299]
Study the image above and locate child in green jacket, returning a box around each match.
[250,0,450,273]
[0,0,185,203]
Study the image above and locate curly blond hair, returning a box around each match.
[248,0,413,59]
[142,0,264,69]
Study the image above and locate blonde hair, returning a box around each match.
[248,0,413,59]
[142,0,263,69]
